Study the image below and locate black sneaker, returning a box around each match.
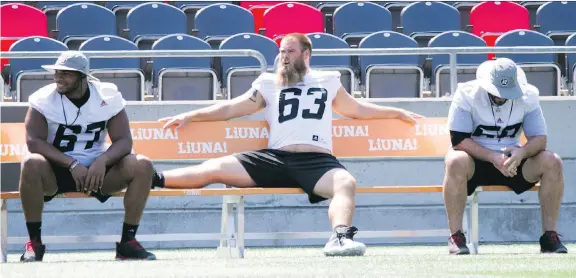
[448,230,470,255]
[151,169,165,189]
[115,239,157,260]
[540,231,568,254]
[20,240,46,262]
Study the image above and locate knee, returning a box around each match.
[540,151,563,172]
[21,153,49,173]
[134,155,154,176]
[334,173,357,195]
[20,154,49,190]
[444,151,472,180]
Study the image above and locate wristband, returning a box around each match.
[69,160,80,172]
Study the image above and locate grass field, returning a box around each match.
[2,244,575,277]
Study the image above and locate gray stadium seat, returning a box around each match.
[219,33,277,99]
[194,3,254,48]
[55,3,116,50]
[495,29,560,96]
[566,33,576,95]
[358,31,423,98]
[333,2,392,47]
[307,33,355,93]
[8,37,68,102]
[536,1,576,44]
[400,1,460,46]
[126,2,187,50]
[79,35,145,101]
[428,31,487,97]
[103,1,147,36]
[151,34,217,101]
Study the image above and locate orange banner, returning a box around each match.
[0,118,526,163]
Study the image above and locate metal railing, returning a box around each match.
[3,46,576,96]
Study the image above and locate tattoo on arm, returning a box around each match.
[249,90,258,103]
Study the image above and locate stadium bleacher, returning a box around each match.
[1,1,575,101]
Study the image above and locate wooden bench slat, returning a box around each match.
[0,185,539,200]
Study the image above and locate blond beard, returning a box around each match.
[276,62,307,87]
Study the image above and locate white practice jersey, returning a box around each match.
[252,70,342,152]
[29,81,126,167]
[448,79,547,152]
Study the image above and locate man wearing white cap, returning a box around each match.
[443,58,567,255]
[20,51,156,262]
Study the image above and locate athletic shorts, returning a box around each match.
[44,163,114,203]
[233,149,347,204]
[467,158,538,196]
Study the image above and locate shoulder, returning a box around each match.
[251,72,276,92]
[28,83,58,114]
[451,80,483,111]
[309,70,341,80]
[521,84,540,113]
[90,81,126,117]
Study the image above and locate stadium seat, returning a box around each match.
[37,1,86,34]
[247,5,271,34]
[151,34,218,101]
[79,35,145,101]
[103,1,147,35]
[8,37,68,102]
[428,31,487,97]
[178,2,227,32]
[194,3,254,48]
[0,3,48,72]
[332,2,392,47]
[219,33,277,99]
[400,1,460,46]
[307,33,355,93]
[448,1,477,31]
[126,2,187,50]
[535,1,576,44]
[469,1,530,51]
[383,2,411,32]
[358,31,423,98]
[564,33,576,95]
[495,29,560,96]
[522,1,547,28]
[55,3,116,50]
[263,2,324,45]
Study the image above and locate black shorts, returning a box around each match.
[234,149,347,204]
[44,163,114,203]
[467,158,538,196]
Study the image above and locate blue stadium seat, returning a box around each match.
[428,31,487,97]
[333,2,392,47]
[56,3,116,50]
[219,33,277,99]
[178,2,227,31]
[495,29,559,96]
[8,36,68,102]
[566,33,576,95]
[358,31,423,98]
[103,1,147,35]
[37,1,86,34]
[151,34,217,100]
[536,1,576,44]
[79,35,144,101]
[126,2,187,50]
[400,1,460,45]
[194,3,254,48]
[307,32,355,93]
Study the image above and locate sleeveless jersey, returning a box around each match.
[448,79,541,151]
[251,70,342,152]
[29,81,126,167]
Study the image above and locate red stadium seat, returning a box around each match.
[469,1,529,59]
[249,6,271,34]
[0,3,49,72]
[263,2,324,45]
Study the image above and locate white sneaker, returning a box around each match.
[323,226,366,257]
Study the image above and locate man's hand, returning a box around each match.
[85,158,107,193]
[159,113,188,129]
[71,165,89,192]
[489,152,515,177]
[501,146,526,177]
[397,110,425,125]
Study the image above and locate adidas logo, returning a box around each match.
[497,118,504,124]
[100,100,107,107]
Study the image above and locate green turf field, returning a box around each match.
[2,244,575,277]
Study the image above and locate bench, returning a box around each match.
[0,185,539,262]
[0,118,536,262]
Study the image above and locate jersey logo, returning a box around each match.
[497,118,503,124]
[278,87,328,123]
[312,135,319,141]
[53,121,106,152]
[100,100,107,107]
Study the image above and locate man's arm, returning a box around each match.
[25,107,76,168]
[97,109,133,167]
[181,89,266,122]
[518,106,547,159]
[332,86,420,120]
[448,105,498,163]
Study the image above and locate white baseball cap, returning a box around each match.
[476,58,524,99]
[42,51,98,81]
